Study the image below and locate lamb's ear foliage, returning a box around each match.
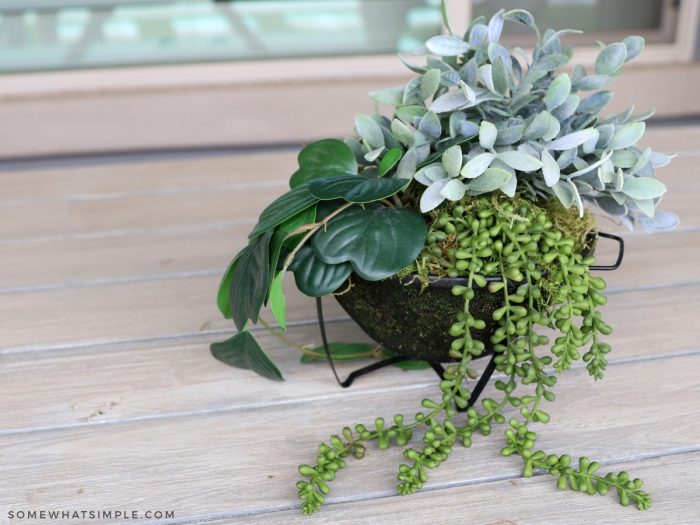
[364,4,675,231]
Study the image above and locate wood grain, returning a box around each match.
[234,453,700,525]
[2,126,699,524]
[0,153,696,243]
[1,354,699,521]
[2,282,700,433]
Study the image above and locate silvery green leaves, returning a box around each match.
[351,11,668,239]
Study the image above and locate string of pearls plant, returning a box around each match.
[296,196,650,514]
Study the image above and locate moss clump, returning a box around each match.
[414,195,597,283]
[544,199,597,254]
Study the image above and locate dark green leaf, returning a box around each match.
[300,342,377,363]
[312,205,427,281]
[249,183,318,240]
[268,205,317,276]
[230,231,273,331]
[269,272,286,330]
[394,359,432,371]
[216,252,241,319]
[379,148,403,176]
[289,139,358,188]
[289,245,352,297]
[309,175,408,204]
[211,331,283,381]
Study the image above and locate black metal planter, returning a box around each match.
[315,231,624,410]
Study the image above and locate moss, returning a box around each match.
[543,199,597,254]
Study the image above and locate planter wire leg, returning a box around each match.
[428,352,498,413]
[316,297,408,388]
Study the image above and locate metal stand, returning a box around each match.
[316,297,498,412]
[315,232,624,412]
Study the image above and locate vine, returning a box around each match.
[296,196,650,514]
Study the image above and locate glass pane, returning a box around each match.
[472,0,678,44]
[0,0,441,74]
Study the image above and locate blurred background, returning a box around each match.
[1,0,699,159]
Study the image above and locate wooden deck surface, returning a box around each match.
[1,125,699,524]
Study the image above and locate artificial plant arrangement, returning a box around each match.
[212,5,677,515]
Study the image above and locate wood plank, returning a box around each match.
[0,153,292,202]
[1,228,699,352]
[642,125,700,154]
[0,273,348,353]
[0,124,689,204]
[1,282,699,433]
[233,452,700,525]
[0,146,697,242]
[0,223,247,291]
[1,213,697,292]
[1,354,699,521]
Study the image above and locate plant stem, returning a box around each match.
[281,202,354,273]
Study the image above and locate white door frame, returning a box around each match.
[0,0,698,158]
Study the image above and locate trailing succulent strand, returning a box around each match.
[296,197,650,514]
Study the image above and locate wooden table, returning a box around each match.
[2,125,700,524]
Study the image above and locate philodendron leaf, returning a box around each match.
[311,204,427,281]
[621,177,667,200]
[289,139,358,188]
[379,148,403,176]
[609,122,646,150]
[394,359,432,371]
[595,42,627,75]
[289,245,351,297]
[309,175,408,203]
[425,35,470,56]
[216,252,241,319]
[211,331,283,381]
[497,151,543,172]
[249,183,318,239]
[300,342,377,363]
[469,167,511,194]
[269,272,286,330]
[230,231,273,331]
[268,205,317,279]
